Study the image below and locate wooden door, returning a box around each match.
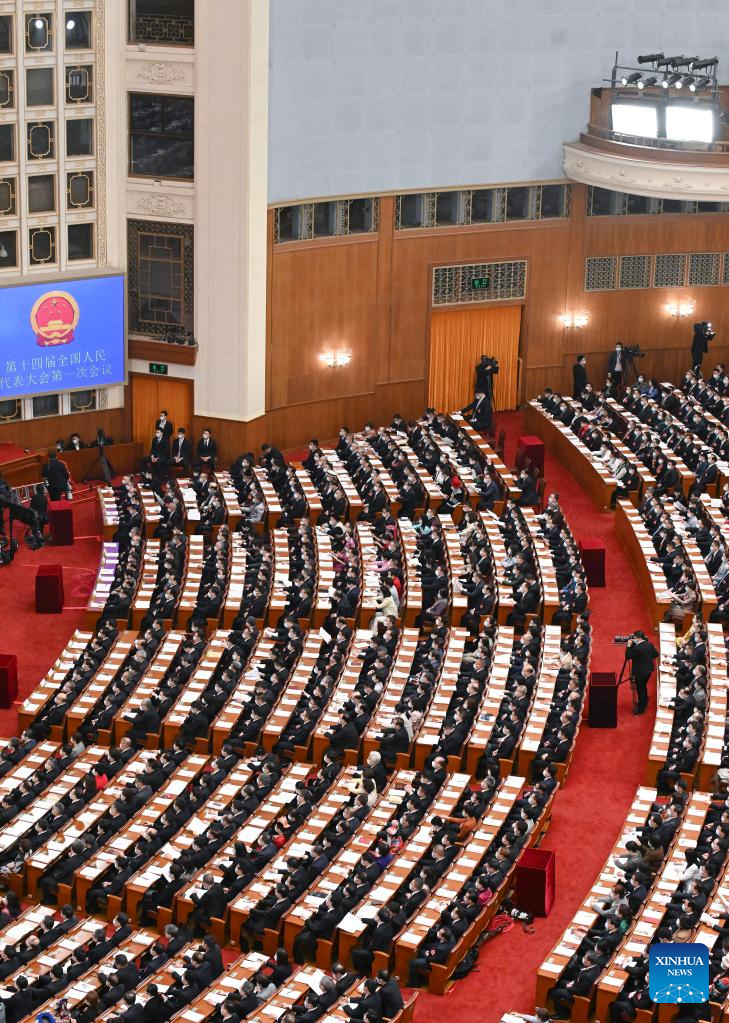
[428,305,521,412]
[131,374,193,446]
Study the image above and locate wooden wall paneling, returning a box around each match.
[268,236,380,409]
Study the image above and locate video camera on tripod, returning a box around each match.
[622,345,645,362]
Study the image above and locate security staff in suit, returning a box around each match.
[43,450,70,500]
[625,630,659,715]
[196,429,218,469]
[155,411,174,440]
[572,355,588,399]
[149,429,170,473]
[461,391,492,432]
[171,428,192,470]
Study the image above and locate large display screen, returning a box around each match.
[0,273,125,399]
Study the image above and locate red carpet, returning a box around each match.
[0,487,100,736]
[0,421,656,1022]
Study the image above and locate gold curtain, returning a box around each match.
[428,304,521,413]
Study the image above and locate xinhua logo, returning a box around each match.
[649,943,709,1004]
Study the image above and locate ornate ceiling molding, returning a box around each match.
[563,142,729,202]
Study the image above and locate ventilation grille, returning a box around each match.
[688,252,720,286]
[585,256,617,292]
[654,253,687,288]
[432,261,527,306]
[584,251,724,292]
[619,255,651,290]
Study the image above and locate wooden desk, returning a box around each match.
[523,402,617,511]
[615,500,671,626]
[63,443,145,481]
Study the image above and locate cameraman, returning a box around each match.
[475,355,498,400]
[624,630,658,716]
[607,343,624,390]
[691,321,715,373]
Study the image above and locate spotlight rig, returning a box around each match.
[611,50,718,97]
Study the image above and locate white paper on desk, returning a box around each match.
[304,968,326,994]
[185,1013,205,1022]
[338,912,364,933]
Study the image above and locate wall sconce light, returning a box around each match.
[320,350,352,368]
[560,313,589,328]
[666,300,695,318]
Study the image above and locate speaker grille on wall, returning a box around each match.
[653,252,686,288]
[432,260,527,306]
[619,254,651,290]
[688,251,720,287]
[584,256,617,292]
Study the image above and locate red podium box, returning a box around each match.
[48,501,74,546]
[517,435,545,476]
[579,538,606,587]
[588,671,618,728]
[0,655,18,709]
[514,848,555,917]
[36,565,64,613]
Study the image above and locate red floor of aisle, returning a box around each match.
[0,421,657,1023]
[0,488,100,736]
[414,411,656,1022]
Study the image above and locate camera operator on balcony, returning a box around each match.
[691,321,715,373]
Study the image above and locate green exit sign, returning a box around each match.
[471,276,490,290]
[149,362,168,376]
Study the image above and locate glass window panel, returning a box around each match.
[26,67,54,106]
[29,226,55,264]
[27,122,54,160]
[470,189,491,223]
[626,193,650,215]
[540,184,566,218]
[588,186,616,216]
[0,71,13,109]
[32,394,59,417]
[505,186,530,221]
[129,94,194,179]
[661,198,685,214]
[347,198,374,234]
[435,192,458,226]
[65,12,91,49]
[70,389,96,412]
[137,229,185,326]
[66,66,92,104]
[0,179,15,216]
[399,194,423,228]
[26,14,53,52]
[68,223,94,260]
[66,118,93,156]
[277,206,298,242]
[28,174,55,213]
[0,16,12,53]
[312,202,336,237]
[0,230,17,267]
[0,125,14,163]
[0,399,21,422]
[67,171,93,209]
